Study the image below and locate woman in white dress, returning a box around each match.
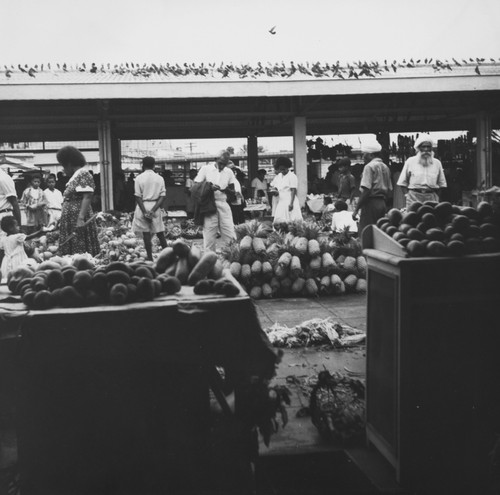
[271,157,302,225]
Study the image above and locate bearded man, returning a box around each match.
[397,134,447,209]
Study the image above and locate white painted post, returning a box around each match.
[293,116,307,207]
[97,119,114,211]
[475,111,492,189]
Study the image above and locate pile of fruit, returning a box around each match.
[164,219,203,240]
[377,201,500,257]
[7,240,240,310]
[221,220,367,299]
[30,214,202,264]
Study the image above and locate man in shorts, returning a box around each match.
[132,156,168,260]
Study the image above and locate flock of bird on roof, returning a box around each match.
[2,57,496,80]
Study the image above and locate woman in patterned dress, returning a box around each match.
[56,146,99,256]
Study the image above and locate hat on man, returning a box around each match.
[361,138,382,153]
[414,133,435,151]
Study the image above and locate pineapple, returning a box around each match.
[278,252,293,268]
[302,221,321,240]
[220,240,241,263]
[240,264,252,284]
[355,278,367,293]
[343,256,357,273]
[320,275,331,294]
[270,277,281,292]
[343,274,358,292]
[280,277,292,296]
[262,261,273,280]
[252,236,266,256]
[249,286,263,299]
[291,277,306,294]
[251,260,262,276]
[240,235,253,253]
[295,237,309,256]
[229,261,242,279]
[262,283,273,298]
[304,278,319,297]
[274,264,288,280]
[330,274,342,289]
[308,239,321,257]
[332,280,346,295]
[356,256,367,277]
[235,219,272,240]
[290,256,302,278]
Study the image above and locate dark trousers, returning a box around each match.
[359,197,387,237]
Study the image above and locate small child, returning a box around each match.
[43,174,63,228]
[21,174,46,233]
[0,216,43,282]
[331,200,358,233]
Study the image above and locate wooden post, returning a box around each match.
[293,116,307,207]
[247,135,258,182]
[475,111,492,189]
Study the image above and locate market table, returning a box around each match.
[0,283,278,495]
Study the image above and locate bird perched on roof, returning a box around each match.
[268,25,276,35]
[28,67,37,77]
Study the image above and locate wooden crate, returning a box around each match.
[363,247,500,493]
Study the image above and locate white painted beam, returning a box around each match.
[97,119,114,211]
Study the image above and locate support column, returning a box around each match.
[293,116,307,207]
[475,111,492,189]
[247,135,258,182]
[97,119,114,211]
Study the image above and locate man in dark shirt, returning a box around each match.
[336,157,356,205]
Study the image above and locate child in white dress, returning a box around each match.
[0,216,42,282]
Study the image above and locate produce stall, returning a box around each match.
[362,200,500,494]
[0,242,285,494]
[222,220,367,299]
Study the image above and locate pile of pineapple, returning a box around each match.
[221,220,367,299]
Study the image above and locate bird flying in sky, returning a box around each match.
[269,26,276,35]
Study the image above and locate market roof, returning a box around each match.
[1,59,500,141]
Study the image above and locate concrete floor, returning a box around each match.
[253,295,403,493]
[254,294,367,455]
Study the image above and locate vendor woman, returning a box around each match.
[271,156,302,225]
[56,146,99,256]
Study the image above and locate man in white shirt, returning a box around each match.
[43,174,63,227]
[0,169,21,255]
[131,156,168,260]
[397,134,447,208]
[194,150,236,251]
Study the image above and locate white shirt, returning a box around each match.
[195,163,235,189]
[331,210,358,233]
[194,163,235,200]
[134,169,166,202]
[397,155,447,190]
[0,170,17,211]
[44,188,63,209]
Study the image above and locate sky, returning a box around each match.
[2,0,499,154]
[3,0,500,66]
